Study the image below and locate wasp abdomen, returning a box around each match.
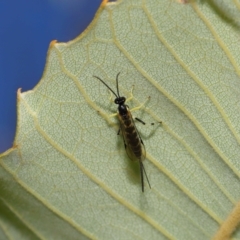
[121,116,142,159]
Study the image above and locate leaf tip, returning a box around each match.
[50,40,58,48]
[101,0,109,7]
[12,143,19,150]
[17,88,22,97]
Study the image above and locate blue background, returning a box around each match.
[0,0,102,153]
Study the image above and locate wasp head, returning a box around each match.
[114,97,126,105]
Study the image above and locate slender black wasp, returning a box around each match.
[93,72,151,192]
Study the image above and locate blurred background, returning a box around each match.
[0,0,102,153]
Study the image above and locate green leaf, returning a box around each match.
[1,0,240,239]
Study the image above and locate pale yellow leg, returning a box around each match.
[125,85,150,112]
[125,85,134,103]
[109,112,118,118]
[106,85,149,118]
[130,96,150,113]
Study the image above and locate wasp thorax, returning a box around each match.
[114,97,126,105]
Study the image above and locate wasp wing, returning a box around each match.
[118,121,136,161]
[127,112,151,191]
[118,111,150,192]
[118,112,146,162]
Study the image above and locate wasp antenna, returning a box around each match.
[141,161,151,191]
[116,72,121,97]
[93,75,118,98]
[139,161,144,192]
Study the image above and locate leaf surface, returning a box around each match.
[1,0,240,239]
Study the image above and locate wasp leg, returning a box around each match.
[125,85,135,103]
[136,116,162,127]
[140,161,151,192]
[139,160,144,192]
[130,96,150,113]
[135,117,146,125]
[108,112,118,118]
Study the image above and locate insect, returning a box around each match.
[93,72,151,192]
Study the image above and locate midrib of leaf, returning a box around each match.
[212,201,240,240]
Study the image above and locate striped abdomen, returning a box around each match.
[119,112,142,160]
